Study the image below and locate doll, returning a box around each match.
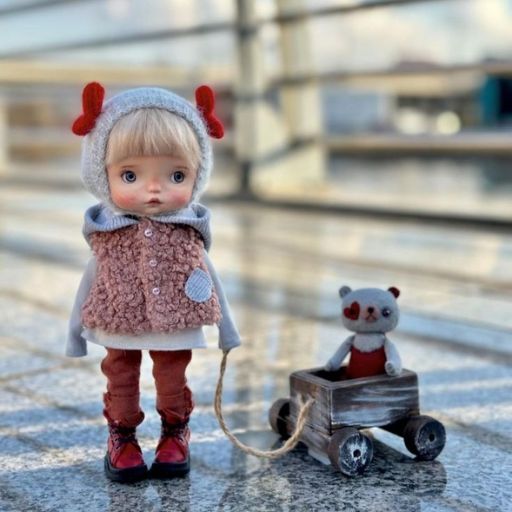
[66,82,241,483]
[324,286,402,379]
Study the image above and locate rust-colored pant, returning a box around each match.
[100,348,193,429]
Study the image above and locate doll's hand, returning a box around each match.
[385,361,400,376]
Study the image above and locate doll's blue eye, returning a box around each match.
[171,170,185,183]
[121,171,136,183]
[382,307,391,317]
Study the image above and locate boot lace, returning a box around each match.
[161,421,188,441]
[109,425,139,453]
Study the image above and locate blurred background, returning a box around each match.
[2,2,512,510]
[2,0,512,222]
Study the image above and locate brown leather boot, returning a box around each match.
[104,424,148,483]
[150,421,190,478]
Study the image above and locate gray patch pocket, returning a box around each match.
[185,268,213,303]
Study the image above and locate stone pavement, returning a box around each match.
[1,177,512,511]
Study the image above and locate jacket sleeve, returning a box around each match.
[204,251,241,352]
[65,256,96,357]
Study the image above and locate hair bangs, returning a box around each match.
[106,108,201,170]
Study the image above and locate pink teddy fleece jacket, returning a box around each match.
[66,202,241,357]
[81,219,221,335]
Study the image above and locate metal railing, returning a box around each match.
[1,0,510,226]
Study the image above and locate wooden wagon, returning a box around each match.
[269,366,446,476]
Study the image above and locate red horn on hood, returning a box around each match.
[71,82,105,136]
[195,85,224,139]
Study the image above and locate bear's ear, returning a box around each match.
[339,286,352,298]
[388,286,400,298]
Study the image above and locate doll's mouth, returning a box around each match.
[146,199,162,205]
[365,314,378,322]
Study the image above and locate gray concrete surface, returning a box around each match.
[1,177,512,511]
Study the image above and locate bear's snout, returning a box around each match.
[365,305,379,322]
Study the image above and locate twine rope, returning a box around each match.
[214,350,315,459]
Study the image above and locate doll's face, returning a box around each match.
[107,155,196,215]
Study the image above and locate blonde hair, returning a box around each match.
[105,108,201,170]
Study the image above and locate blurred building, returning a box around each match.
[2,0,512,220]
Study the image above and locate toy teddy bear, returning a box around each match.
[324,286,402,379]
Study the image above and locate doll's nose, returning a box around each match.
[147,179,162,193]
[367,307,375,314]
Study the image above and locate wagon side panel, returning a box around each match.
[289,371,332,435]
[331,370,420,429]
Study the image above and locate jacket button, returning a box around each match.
[144,228,153,237]
[149,259,157,267]
[152,287,160,295]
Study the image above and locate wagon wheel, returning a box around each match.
[268,398,291,440]
[403,415,446,461]
[327,427,373,477]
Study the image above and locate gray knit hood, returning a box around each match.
[82,202,213,251]
[76,85,215,211]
